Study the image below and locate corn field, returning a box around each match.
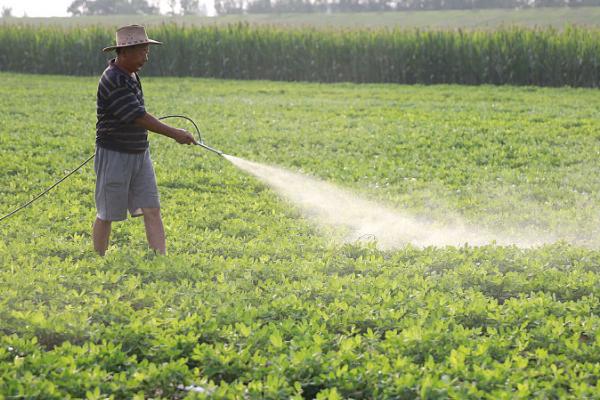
[1,23,600,87]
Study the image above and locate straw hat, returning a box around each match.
[102,25,162,52]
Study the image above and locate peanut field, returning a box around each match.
[1,73,599,398]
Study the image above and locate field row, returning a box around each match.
[5,7,600,29]
[2,25,600,86]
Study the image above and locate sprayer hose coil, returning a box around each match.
[0,115,212,223]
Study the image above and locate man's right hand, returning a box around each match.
[172,128,197,145]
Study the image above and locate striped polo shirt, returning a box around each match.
[96,59,148,153]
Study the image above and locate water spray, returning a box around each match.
[0,115,557,249]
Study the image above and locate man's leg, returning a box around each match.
[142,207,166,254]
[93,217,112,256]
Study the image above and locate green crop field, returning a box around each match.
[5,24,600,87]
[1,72,600,398]
[4,7,600,30]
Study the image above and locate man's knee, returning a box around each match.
[142,207,161,220]
[94,216,112,227]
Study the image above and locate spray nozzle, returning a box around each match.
[196,141,223,156]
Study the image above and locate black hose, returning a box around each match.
[158,114,204,144]
[0,115,206,224]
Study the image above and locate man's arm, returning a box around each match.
[135,112,197,145]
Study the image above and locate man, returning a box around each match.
[93,25,196,256]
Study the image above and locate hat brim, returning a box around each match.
[102,39,162,53]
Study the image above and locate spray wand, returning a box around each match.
[0,115,222,223]
[195,142,223,156]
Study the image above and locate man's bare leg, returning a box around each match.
[93,217,112,256]
[142,207,166,255]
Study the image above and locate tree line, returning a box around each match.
[66,0,204,16]
[61,0,600,16]
[228,0,600,14]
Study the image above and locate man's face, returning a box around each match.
[124,44,150,72]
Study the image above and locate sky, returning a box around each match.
[0,0,213,17]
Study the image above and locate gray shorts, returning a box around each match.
[94,146,160,221]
